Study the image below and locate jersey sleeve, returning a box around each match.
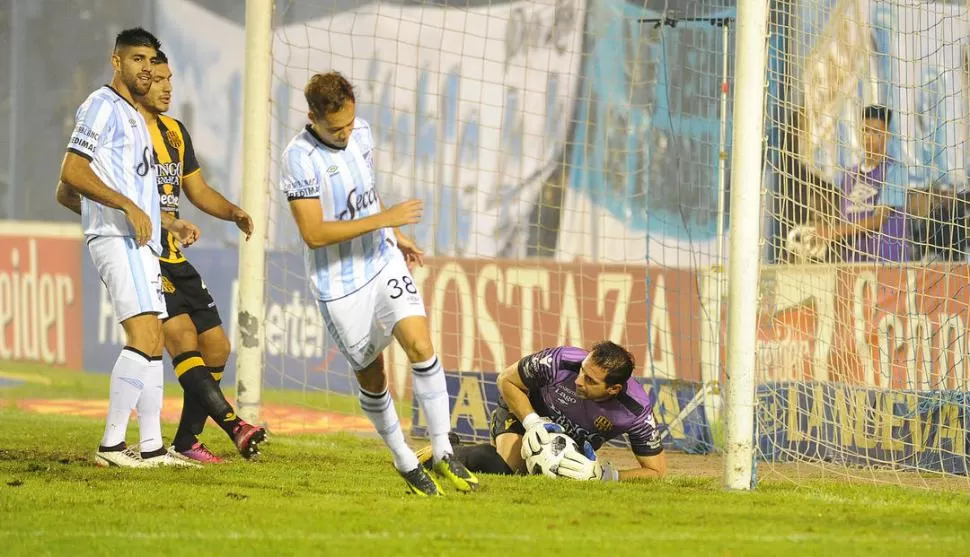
[67,95,113,161]
[177,120,201,177]
[626,410,664,457]
[517,347,559,390]
[280,147,322,201]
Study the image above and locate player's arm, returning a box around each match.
[160,211,200,247]
[176,122,253,239]
[288,198,422,248]
[281,149,422,248]
[497,361,537,423]
[55,181,82,216]
[620,453,667,481]
[823,206,890,240]
[59,153,139,214]
[619,419,668,480]
[497,350,558,432]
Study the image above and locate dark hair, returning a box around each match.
[154,50,169,64]
[305,72,356,117]
[863,104,891,126]
[589,341,635,386]
[114,27,161,52]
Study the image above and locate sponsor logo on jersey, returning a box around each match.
[594,415,613,433]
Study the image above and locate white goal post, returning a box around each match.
[236,0,275,425]
[722,0,770,491]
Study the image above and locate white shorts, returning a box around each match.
[317,253,426,370]
[87,235,168,323]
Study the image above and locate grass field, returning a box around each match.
[2,364,970,556]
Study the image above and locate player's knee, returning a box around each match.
[355,354,387,394]
[403,337,435,364]
[199,329,231,366]
[165,326,199,357]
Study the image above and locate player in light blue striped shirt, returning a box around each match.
[58,28,190,469]
[281,72,478,496]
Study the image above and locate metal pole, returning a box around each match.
[8,0,23,218]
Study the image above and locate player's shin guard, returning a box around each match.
[358,387,420,473]
[173,364,226,452]
[411,355,453,462]
[136,356,165,454]
[173,352,240,440]
[100,347,152,449]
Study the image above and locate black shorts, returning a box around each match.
[159,259,222,334]
[489,399,526,442]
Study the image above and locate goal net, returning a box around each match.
[760,0,970,487]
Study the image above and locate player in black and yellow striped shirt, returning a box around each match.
[142,51,266,462]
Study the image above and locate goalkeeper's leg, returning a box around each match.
[418,441,514,475]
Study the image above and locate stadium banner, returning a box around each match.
[758,381,970,475]
[409,370,714,454]
[0,222,83,370]
[742,263,970,392]
[557,0,736,267]
[82,249,703,401]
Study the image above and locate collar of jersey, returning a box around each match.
[103,84,138,110]
[305,124,346,151]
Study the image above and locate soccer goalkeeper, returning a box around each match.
[417,341,667,481]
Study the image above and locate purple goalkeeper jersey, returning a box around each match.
[838,160,909,262]
[515,346,663,456]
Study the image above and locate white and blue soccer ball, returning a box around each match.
[522,430,578,478]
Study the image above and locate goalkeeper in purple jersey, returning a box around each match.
[418,341,668,481]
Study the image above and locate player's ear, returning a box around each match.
[606,383,623,397]
[110,50,122,73]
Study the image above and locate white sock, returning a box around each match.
[136,357,165,453]
[359,387,419,472]
[100,348,150,449]
[411,355,453,462]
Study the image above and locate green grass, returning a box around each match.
[2,364,970,556]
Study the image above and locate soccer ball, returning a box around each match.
[522,431,578,478]
[786,224,829,262]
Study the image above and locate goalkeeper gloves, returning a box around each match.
[557,441,620,482]
[520,413,565,461]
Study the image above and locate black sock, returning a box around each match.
[173,352,240,448]
[141,447,166,459]
[453,443,514,475]
[172,364,228,452]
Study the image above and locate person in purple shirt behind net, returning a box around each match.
[417,341,668,481]
[819,104,911,262]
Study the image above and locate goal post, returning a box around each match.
[722,0,771,491]
[235,0,275,425]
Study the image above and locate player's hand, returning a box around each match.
[231,207,254,241]
[383,199,424,228]
[169,218,200,247]
[123,203,153,247]
[556,442,604,481]
[520,413,564,459]
[395,232,425,270]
